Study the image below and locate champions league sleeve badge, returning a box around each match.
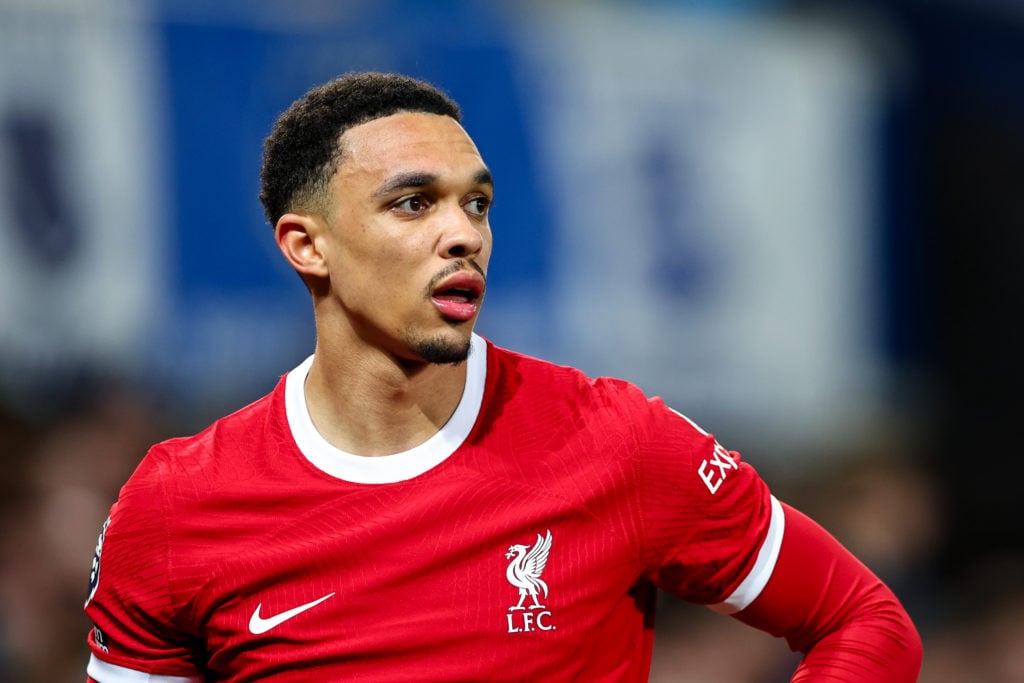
[85,515,111,608]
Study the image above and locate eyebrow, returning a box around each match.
[372,168,494,198]
[474,168,494,188]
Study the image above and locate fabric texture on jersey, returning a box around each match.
[84,334,780,682]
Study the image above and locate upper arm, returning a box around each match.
[631,398,779,606]
[83,459,204,682]
[628,394,921,680]
[734,502,923,681]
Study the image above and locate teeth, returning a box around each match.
[434,283,478,300]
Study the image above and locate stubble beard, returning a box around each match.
[406,258,484,365]
[406,330,472,365]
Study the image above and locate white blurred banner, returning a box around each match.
[0,0,165,403]
[0,1,898,454]
[516,7,891,455]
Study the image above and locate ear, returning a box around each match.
[275,212,329,279]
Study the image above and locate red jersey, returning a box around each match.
[84,334,782,682]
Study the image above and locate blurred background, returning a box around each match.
[0,0,1021,680]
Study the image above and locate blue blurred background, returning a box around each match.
[0,0,1021,680]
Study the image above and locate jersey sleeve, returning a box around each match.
[628,392,780,608]
[734,503,923,681]
[83,449,204,682]
[625,389,921,680]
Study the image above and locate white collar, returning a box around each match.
[285,333,487,484]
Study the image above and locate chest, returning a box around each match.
[185,472,650,681]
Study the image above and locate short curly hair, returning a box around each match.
[259,72,461,227]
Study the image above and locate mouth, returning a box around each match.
[430,270,485,322]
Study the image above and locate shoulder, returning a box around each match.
[152,379,282,469]
[93,376,289,600]
[479,339,713,459]
[107,376,288,532]
[485,339,707,432]
[484,340,652,414]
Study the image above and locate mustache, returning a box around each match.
[427,259,487,293]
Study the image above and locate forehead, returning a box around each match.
[336,111,485,188]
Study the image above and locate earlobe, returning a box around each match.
[275,213,329,278]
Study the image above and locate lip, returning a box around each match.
[430,271,485,322]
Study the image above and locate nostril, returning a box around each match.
[448,245,467,257]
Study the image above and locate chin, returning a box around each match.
[408,330,472,365]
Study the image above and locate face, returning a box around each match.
[316,111,493,364]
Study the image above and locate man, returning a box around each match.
[84,72,922,682]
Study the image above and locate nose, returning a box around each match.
[437,203,485,259]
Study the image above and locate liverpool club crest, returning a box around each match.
[504,530,555,632]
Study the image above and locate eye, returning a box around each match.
[464,195,491,217]
[392,195,429,214]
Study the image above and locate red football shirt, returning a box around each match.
[85,334,781,682]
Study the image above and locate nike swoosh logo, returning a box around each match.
[248,592,336,635]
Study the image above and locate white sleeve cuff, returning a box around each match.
[87,654,202,683]
[709,494,785,614]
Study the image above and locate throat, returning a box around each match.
[304,359,467,456]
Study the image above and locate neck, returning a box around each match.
[303,336,471,457]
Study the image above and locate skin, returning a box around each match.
[274,112,494,457]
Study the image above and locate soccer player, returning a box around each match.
[83,72,922,682]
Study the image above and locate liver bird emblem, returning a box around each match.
[505,530,552,611]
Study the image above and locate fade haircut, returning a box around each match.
[259,72,461,227]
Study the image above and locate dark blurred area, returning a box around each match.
[1,0,1022,681]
